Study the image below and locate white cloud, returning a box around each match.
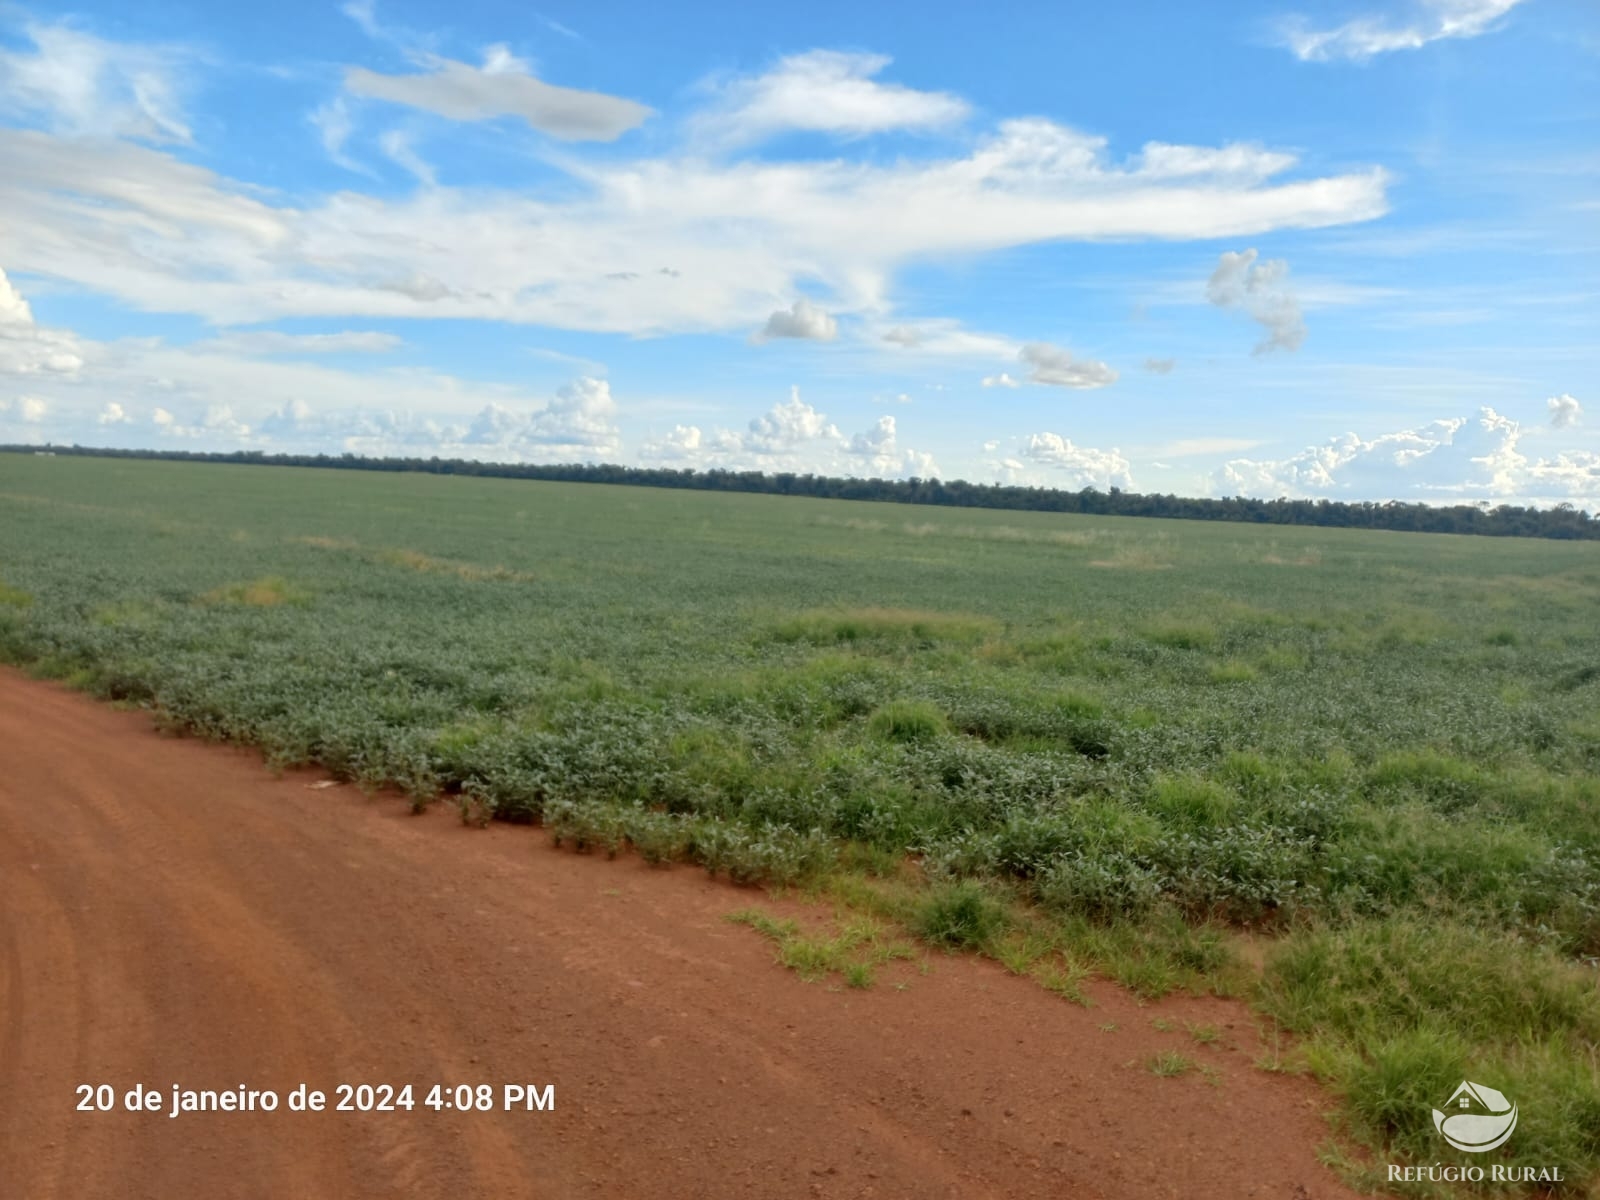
[1144,357,1177,374]
[0,21,190,143]
[645,423,704,460]
[378,129,437,187]
[754,298,838,343]
[1548,393,1583,428]
[311,97,372,175]
[342,0,385,41]
[742,388,842,451]
[345,47,652,142]
[1206,248,1306,354]
[847,414,900,472]
[1217,406,1600,504]
[0,268,85,376]
[0,92,1389,335]
[981,372,1020,388]
[195,331,403,356]
[259,398,314,436]
[1017,432,1135,489]
[693,51,968,146]
[639,387,937,477]
[0,275,619,459]
[1279,0,1527,62]
[0,268,34,325]
[1018,342,1118,389]
[443,376,620,458]
[879,320,1019,360]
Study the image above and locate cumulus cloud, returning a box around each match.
[1020,432,1134,489]
[7,395,50,423]
[448,376,619,457]
[1018,342,1118,389]
[0,21,190,143]
[741,388,843,451]
[0,268,34,325]
[346,46,652,142]
[0,280,621,460]
[0,268,85,376]
[754,298,838,343]
[639,387,937,478]
[1279,0,1528,62]
[981,372,1020,388]
[1217,406,1600,504]
[1206,248,1306,354]
[1548,393,1583,429]
[846,415,902,472]
[1143,357,1177,374]
[693,51,968,146]
[259,398,315,436]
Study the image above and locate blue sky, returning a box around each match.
[0,0,1595,504]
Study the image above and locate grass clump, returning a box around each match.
[1207,659,1258,684]
[0,578,32,607]
[727,909,915,987]
[1033,957,1093,1007]
[1142,619,1217,650]
[1147,1050,1198,1078]
[1367,750,1485,809]
[866,699,947,743]
[1259,917,1600,1189]
[911,880,1011,949]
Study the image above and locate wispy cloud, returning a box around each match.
[378,128,436,186]
[1278,0,1528,63]
[691,51,968,147]
[310,96,373,175]
[0,107,1388,334]
[0,21,192,143]
[346,45,652,141]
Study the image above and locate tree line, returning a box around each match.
[6,443,1597,540]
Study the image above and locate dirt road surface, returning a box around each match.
[0,672,1360,1199]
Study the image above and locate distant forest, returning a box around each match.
[6,443,1598,540]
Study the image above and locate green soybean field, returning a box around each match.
[4,451,1599,1193]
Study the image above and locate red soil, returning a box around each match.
[0,670,1359,1199]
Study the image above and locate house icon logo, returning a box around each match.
[1433,1081,1518,1153]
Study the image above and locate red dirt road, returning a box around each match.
[0,672,1360,1199]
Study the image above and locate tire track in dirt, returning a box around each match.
[0,671,1361,1199]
